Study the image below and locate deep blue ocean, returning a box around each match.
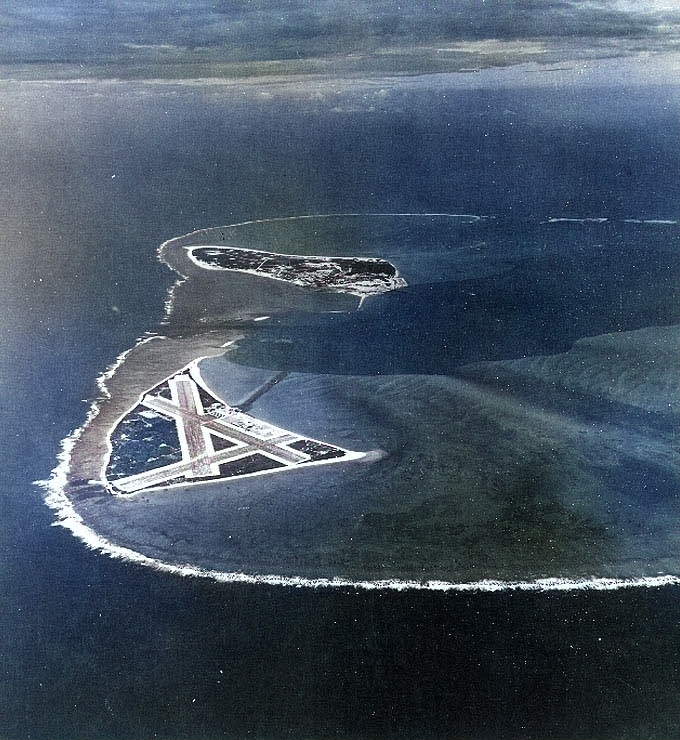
[2,61,680,738]
[228,216,680,375]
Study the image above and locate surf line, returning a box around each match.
[221,211,495,229]
[36,378,680,594]
[172,212,495,244]
[33,460,680,594]
[42,361,680,593]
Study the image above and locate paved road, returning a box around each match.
[171,375,214,477]
[112,372,310,493]
[143,391,307,466]
[113,442,268,493]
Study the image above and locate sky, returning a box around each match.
[2,0,680,66]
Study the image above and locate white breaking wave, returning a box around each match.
[623,218,678,225]
[544,217,609,224]
[161,212,496,253]
[217,212,495,231]
[38,446,680,593]
[545,216,678,225]
[95,333,162,400]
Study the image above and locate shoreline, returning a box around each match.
[34,458,680,593]
[50,351,680,587]
[63,329,244,496]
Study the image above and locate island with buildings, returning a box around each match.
[105,361,369,496]
[188,245,406,297]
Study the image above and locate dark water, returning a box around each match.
[230,218,680,374]
[2,62,680,737]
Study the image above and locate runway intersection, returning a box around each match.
[106,365,364,495]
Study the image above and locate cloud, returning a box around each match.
[2,0,680,65]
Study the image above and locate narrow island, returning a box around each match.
[188,245,407,297]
